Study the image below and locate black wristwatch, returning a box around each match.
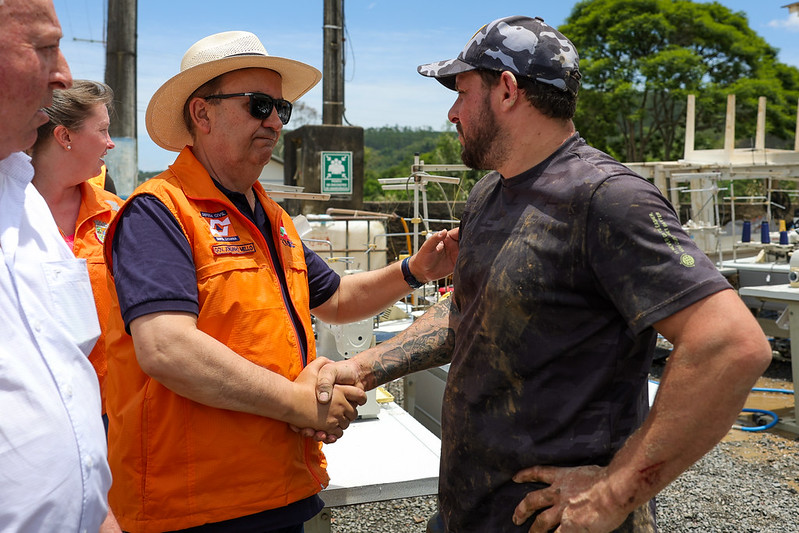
[401,257,424,289]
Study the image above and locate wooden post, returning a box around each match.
[104,0,138,195]
[794,97,798,152]
[683,94,695,160]
[755,96,766,152]
[323,0,344,125]
[724,94,735,161]
[105,0,136,141]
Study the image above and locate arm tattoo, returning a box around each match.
[365,298,459,389]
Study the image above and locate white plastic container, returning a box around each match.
[303,215,388,276]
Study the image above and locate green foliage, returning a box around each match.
[419,131,483,203]
[361,126,482,202]
[364,125,439,170]
[565,0,799,162]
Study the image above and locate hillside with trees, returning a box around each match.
[362,126,483,202]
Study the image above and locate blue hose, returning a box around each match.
[648,380,794,432]
[736,408,780,431]
[751,387,794,394]
[736,387,794,432]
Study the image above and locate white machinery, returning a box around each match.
[405,365,448,438]
[315,269,381,419]
[316,318,381,419]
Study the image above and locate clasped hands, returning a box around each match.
[287,227,459,442]
[288,357,365,443]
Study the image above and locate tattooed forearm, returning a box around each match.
[364,298,459,389]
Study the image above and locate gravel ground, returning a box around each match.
[329,359,798,532]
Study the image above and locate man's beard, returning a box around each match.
[459,95,509,171]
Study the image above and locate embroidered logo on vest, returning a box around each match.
[94,220,108,243]
[202,209,240,242]
[279,223,296,248]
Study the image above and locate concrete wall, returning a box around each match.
[283,125,364,215]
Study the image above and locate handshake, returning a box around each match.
[284,226,460,442]
[288,356,368,443]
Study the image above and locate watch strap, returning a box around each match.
[401,256,424,289]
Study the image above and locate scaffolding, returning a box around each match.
[377,154,465,310]
[627,94,799,263]
[378,154,465,255]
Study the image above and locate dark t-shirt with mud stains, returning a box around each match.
[439,134,730,532]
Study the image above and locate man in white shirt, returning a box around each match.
[0,0,116,530]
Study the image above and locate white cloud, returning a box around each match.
[768,13,799,31]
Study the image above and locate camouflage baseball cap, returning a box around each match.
[417,15,581,95]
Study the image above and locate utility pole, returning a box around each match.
[105,0,138,195]
[283,0,364,214]
[323,0,344,125]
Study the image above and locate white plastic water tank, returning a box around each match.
[303,215,388,276]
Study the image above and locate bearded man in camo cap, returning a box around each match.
[315,15,771,532]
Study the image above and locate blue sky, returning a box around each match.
[52,1,799,171]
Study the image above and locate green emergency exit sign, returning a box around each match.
[321,151,353,194]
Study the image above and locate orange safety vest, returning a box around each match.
[87,164,107,189]
[74,180,121,413]
[103,148,327,533]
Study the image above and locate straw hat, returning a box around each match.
[146,31,321,152]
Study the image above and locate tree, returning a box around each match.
[361,126,442,201]
[417,130,483,204]
[360,126,485,203]
[290,101,321,129]
[274,102,321,160]
[563,0,799,162]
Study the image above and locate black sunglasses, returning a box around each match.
[203,92,293,125]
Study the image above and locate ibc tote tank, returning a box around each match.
[304,215,388,276]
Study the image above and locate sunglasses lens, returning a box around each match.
[250,94,274,120]
[249,94,292,125]
[275,100,292,125]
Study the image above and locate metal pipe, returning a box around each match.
[302,238,334,258]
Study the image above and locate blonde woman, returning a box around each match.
[31,79,122,416]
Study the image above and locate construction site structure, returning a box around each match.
[626,95,799,262]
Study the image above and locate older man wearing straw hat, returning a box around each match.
[102,31,458,532]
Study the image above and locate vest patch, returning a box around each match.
[94,220,109,243]
[211,242,256,256]
[279,223,296,248]
[203,210,241,242]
